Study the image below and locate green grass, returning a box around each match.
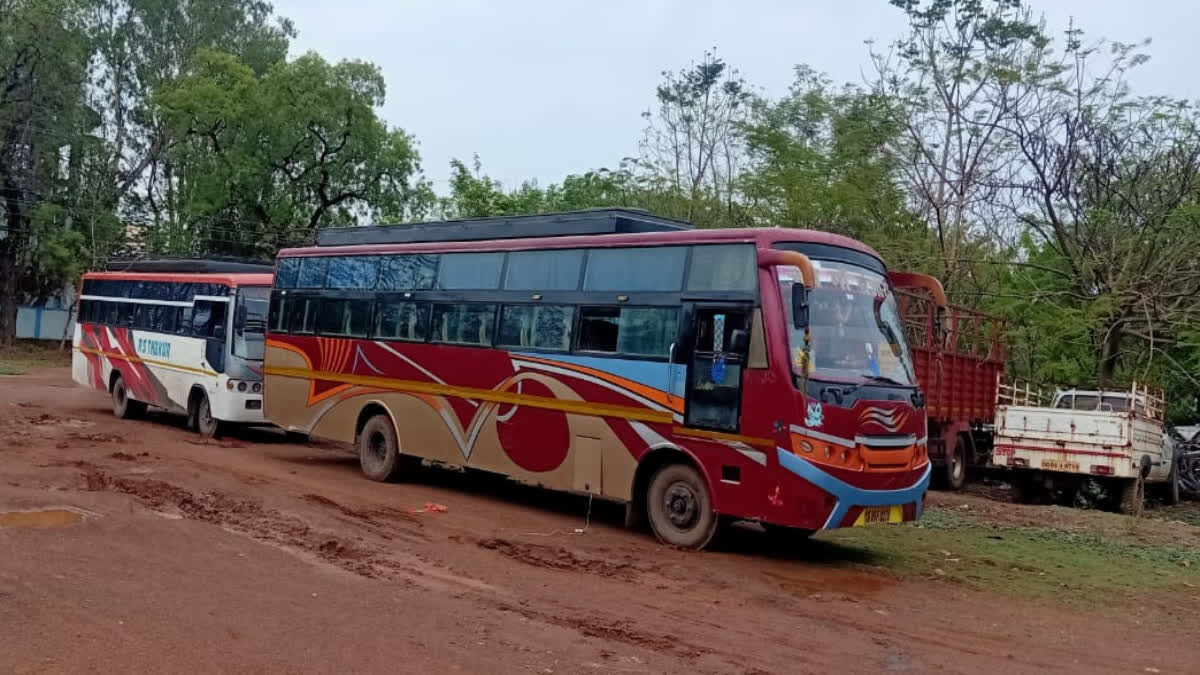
[0,341,69,375]
[822,508,1200,603]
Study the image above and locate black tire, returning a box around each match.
[1164,461,1181,506]
[111,375,146,419]
[646,463,719,550]
[194,392,222,439]
[945,439,967,491]
[1010,473,1035,504]
[358,414,402,482]
[1118,475,1144,516]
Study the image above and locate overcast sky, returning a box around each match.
[276,0,1200,191]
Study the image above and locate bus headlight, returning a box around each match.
[252,382,262,393]
[237,381,247,392]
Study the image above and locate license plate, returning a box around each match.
[1041,459,1081,473]
[853,505,903,527]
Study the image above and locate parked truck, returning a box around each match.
[897,289,1006,490]
[992,382,1180,514]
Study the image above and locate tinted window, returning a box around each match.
[154,305,177,333]
[193,300,228,339]
[296,257,329,289]
[584,247,686,292]
[288,297,319,335]
[133,304,155,330]
[375,301,430,341]
[172,283,196,302]
[498,305,574,351]
[81,279,95,296]
[378,254,438,290]
[316,299,372,337]
[101,302,119,325]
[431,304,496,346]
[175,307,192,335]
[687,244,757,292]
[116,302,134,327]
[577,306,678,357]
[275,258,300,288]
[504,250,584,290]
[268,292,288,333]
[437,253,504,289]
[327,256,379,290]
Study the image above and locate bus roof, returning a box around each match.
[82,271,274,288]
[315,208,691,247]
[283,226,884,263]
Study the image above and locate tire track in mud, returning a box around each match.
[77,465,500,596]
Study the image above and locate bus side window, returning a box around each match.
[192,300,228,340]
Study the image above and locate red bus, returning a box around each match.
[263,209,943,548]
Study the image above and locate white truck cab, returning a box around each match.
[994,382,1178,514]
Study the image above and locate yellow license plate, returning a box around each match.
[853,505,903,527]
[1041,459,1081,473]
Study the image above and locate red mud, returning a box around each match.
[1,367,1198,673]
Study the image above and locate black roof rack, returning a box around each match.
[314,208,693,247]
[104,257,274,274]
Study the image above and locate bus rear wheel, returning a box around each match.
[646,463,718,550]
[111,375,146,419]
[358,414,402,482]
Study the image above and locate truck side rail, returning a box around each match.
[996,378,1052,407]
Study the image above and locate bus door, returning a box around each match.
[679,303,752,432]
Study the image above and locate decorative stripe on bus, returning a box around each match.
[263,365,675,424]
[75,346,218,377]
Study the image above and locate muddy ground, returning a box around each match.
[3,365,1200,674]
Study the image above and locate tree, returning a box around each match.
[638,49,751,227]
[739,66,937,271]
[986,32,1200,385]
[155,49,429,256]
[0,0,93,345]
[873,0,1044,294]
[86,0,295,231]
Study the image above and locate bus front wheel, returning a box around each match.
[358,414,402,482]
[111,375,147,419]
[646,463,718,550]
[192,392,222,439]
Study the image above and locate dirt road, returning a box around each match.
[2,367,1198,673]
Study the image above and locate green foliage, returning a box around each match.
[155,49,426,256]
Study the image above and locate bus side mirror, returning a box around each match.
[730,329,749,354]
[791,286,809,329]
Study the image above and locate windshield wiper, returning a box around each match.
[860,374,907,386]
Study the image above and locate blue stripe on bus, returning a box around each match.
[514,352,685,398]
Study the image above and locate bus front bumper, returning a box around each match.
[775,448,931,530]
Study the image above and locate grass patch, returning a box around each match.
[0,341,69,375]
[822,507,1200,603]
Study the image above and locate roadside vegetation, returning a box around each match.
[824,494,1200,605]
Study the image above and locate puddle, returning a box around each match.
[0,508,85,529]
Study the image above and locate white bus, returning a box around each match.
[71,260,273,437]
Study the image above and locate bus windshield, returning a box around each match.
[233,286,270,361]
[780,261,916,386]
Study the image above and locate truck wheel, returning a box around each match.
[945,440,967,491]
[358,414,402,482]
[646,463,719,550]
[1118,476,1144,516]
[111,375,147,419]
[1164,461,1181,506]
